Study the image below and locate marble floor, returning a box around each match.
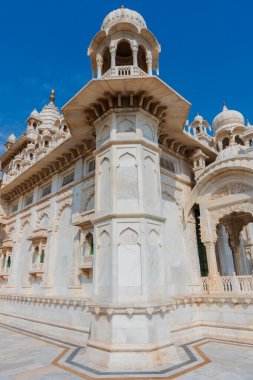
[0,323,253,379]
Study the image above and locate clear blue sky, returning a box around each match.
[0,0,253,145]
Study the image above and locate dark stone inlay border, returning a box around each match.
[1,321,253,378]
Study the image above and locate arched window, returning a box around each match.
[63,125,68,133]
[116,40,133,66]
[33,122,37,130]
[196,126,200,134]
[222,137,229,150]
[6,256,11,268]
[40,249,45,264]
[250,139,253,147]
[137,45,147,73]
[84,233,94,256]
[33,246,39,263]
[44,140,49,148]
[16,163,20,171]
[235,135,244,145]
[102,47,111,75]
[29,153,33,160]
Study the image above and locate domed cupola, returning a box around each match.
[39,89,60,129]
[213,104,245,133]
[88,6,160,78]
[101,6,147,33]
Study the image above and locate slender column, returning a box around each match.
[132,46,138,67]
[205,241,219,277]
[110,46,116,67]
[233,247,244,275]
[96,56,103,78]
[146,56,152,75]
[204,240,221,293]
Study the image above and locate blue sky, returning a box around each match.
[0,0,253,145]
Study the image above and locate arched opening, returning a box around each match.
[116,40,133,66]
[44,140,49,148]
[16,163,20,171]
[102,47,111,75]
[249,139,253,147]
[6,256,11,268]
[137,45,147,73]
[33,246,39,263]
[29,153,33,160]
[33,122,37,130]
[235,135,244,145]
[196,126,200,134]
[216,212,253,276]
[85,233,94,256]
[40,249,45,264]
[194,205,208,276]
[222,137,229,150]
[63,125,68,133]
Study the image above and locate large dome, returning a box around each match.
[212,104,245,133]
[101,6,147,33]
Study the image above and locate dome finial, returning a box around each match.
[121,5,125,9]
[222,101,228,111]
[50,88,55,103]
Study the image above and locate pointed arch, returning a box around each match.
[119,227,139,245]
[118,152,136,167]
[118,119,135,133]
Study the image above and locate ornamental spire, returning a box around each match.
[50,88,55,103]
[222,102,228,111]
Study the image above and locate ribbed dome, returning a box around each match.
[213,105,244,133]
[39,101,60,128]
[101,6,147,33]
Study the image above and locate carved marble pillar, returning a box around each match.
[145,51,152,75]
[204,240,221,293]
[110,46,116,67]
[96,55,103,78]
[185,211,201,293]
[132,45,138,67]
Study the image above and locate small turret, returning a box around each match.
[4,133,16,151]
[189,113,212,147]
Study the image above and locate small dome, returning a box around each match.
[7,133,16,143]
[194,113,203,123]
[30,109,39,118]
[216,143,248,161]
[213,104,244,133]
[39,90,60,128]
[101,6,147,33]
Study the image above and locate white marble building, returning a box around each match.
[1,6,253,375]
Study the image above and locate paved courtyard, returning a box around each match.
[0,323,253,379]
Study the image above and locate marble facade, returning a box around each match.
[1,6,253,376]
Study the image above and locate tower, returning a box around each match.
[63,6,190,372]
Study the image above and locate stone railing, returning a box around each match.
[201,274,253,295]
[72,209,95,227]
[103,65,148,79]
[31,263,44,271]
[79,255,93,269]
[0,267,10,278]
[29,263,44,278]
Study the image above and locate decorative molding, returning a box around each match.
[211,183,253,200]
